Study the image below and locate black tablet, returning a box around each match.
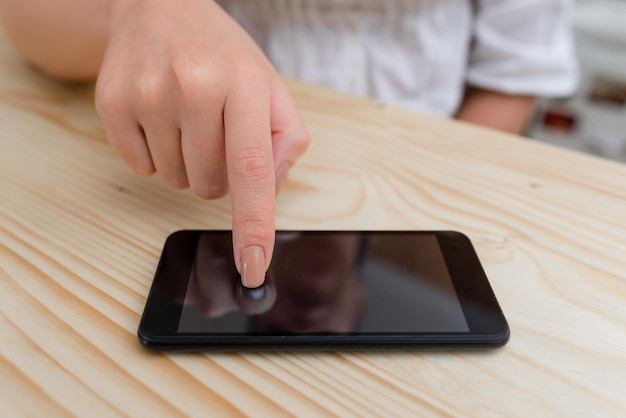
[138,230,509,351]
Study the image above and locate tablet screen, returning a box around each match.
[177,232,470,335]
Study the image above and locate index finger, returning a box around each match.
[224,74,275,288]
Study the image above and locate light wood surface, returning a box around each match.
[1,27,625,417]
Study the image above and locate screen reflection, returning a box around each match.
[178,232,469,334]
[257,233,366,333]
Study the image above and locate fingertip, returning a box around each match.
[160,172,190,190]
[239,245,267,288]
[191,183,229,200]
[129,160,156,176]
[100,118,156,178]
[275,162,291,195]
[120,144,155,176]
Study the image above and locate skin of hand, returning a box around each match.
[456,86,536,135]
[0,0,310,288]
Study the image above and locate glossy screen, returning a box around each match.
[177,232,470,335]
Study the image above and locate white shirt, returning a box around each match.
[217,0,578,116]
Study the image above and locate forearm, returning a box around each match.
[455,86,536,135]
[0,0,123,80]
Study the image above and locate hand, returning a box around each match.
[95,0,309,287]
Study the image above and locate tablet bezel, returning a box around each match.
[138,230,509,350]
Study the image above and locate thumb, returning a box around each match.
[269,73,310,194]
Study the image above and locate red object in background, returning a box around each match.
[542,108,577,134]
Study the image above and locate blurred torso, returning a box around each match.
[218,0,475,116]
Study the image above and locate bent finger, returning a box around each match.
[181,90,229,199]
[96,96,155,176]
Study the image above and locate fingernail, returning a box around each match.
[275,163,291,195]
[240,246,266,288]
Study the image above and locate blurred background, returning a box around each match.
[526,0,626,163]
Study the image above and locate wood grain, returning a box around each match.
[1,28,625,417]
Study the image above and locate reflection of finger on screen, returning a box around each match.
[234,276,276,315]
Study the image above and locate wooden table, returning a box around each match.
[1,28,625,417]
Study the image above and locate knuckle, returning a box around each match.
[95,83,126,118]
[232,145,272,180]
[173,62,212,98]
[137,74,167,108]
[237,212,274,242]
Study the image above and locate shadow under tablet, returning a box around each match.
[138,230,510,350]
